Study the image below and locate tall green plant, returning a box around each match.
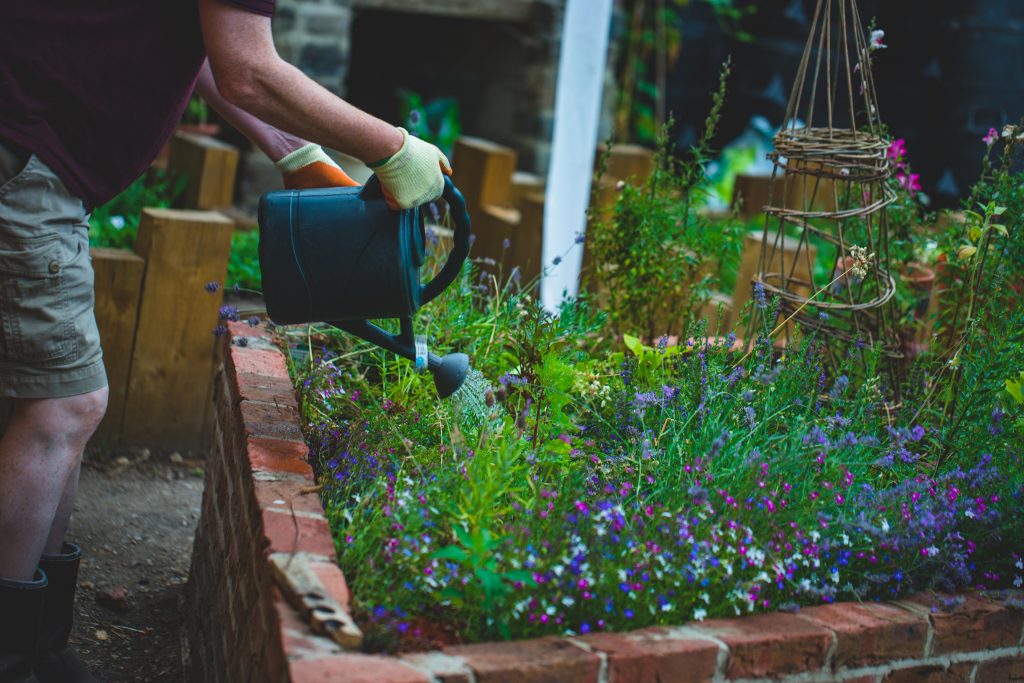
[590,61,741,341]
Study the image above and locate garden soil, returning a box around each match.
[69,450,204,682]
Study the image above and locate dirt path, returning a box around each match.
[69,452,205,683]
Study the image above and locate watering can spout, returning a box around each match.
[428,352,470,398]
[330,319,470,399]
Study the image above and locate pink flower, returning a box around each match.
[870,29,887,50]
[897,172,922,195]
[983,127,999,146]
[887,138,907,164]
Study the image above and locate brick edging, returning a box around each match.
[186,321,1024,683]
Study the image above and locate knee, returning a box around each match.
[18,387,108,447]
[64,388,108,436]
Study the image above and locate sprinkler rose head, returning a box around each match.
[432,353,470,398]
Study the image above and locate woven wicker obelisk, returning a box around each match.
[754,0,903,399]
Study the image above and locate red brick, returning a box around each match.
[233,370,298,408]
[227,319,274,341]
[902,593,1024,655]
[976,657,1024,681]
[693,612,831,679]
[579,627,719,683]
[290,654,431,683]
[229,343,288,379]
[260,508,335,558]
[274,593,345,659]
[445,637,601,683]
[400,652,474,683]
[253,478,324,516]
[797,602,928,669]
[239,399,305,442]
[308,560,351,610]
[883,661,974,682]
[247,436,313,477]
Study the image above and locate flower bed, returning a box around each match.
[185,320,1024,682]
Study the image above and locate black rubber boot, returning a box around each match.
[0,570,46,683]
[34,544,97,683]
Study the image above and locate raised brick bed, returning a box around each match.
[186,321,1024,682]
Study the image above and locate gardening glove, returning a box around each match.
[368,127,452,210]
[278,144,360,189]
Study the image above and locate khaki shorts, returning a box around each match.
[0,140,106,399]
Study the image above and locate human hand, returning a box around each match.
[369,127,452,210]
[277,144,360,190]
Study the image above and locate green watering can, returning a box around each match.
[257,176,473,398]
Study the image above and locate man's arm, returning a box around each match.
[193,59,307,163]
[199,0,451,207]
[195,59,360,189]
[198,0,401,165]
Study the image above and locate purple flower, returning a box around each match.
[989,407,1005,436]
[212,324,228,338]
[219,305,240,323]
[983,128,1000,147]
[552,256,562,266]
[246,316,261,328]
[754,282,768,310]
[204,281,220,294]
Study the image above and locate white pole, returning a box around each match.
[540,0,614,310]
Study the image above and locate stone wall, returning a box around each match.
[185,320,1024,682]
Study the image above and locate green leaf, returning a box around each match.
[991,223,1008,237]
[453,524,473,549]
[432,544,469,562]
[1006,376,1024,405]
[992,206,1008,216]
[475,568,506,596]
[623,334,645,357]
[502,570,537,586]
[438,586,465,607]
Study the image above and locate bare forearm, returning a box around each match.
[224,59,402,164]
[198,0,403,165]
[194,60,306,162]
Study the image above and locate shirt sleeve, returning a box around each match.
[218,0,275,17]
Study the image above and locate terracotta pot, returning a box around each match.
[899,262,937,360]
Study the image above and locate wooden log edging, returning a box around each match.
[187,321,1024,683]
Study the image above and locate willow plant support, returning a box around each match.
[752,0,904,403]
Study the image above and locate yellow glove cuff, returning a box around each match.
[275,144,340,174]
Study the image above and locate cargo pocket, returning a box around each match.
[0,233,77,366]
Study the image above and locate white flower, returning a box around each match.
[870,29,887,50]
[1014,575,1023,588]
[110,215,126,230]
[880,519,890,533]
[693,608,707,621]
[924,545,940,557]
[1015,559,1023,570]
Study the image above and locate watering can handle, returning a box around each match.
[420,176,472,305]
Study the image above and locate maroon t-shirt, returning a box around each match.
[0,0,275,209]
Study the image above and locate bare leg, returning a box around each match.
[44,459,83,556]
[0,388,107,580]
